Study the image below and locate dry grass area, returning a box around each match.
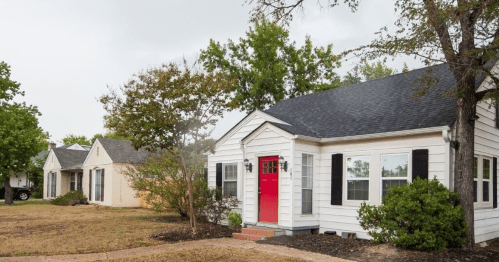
[97,247,304,262]
[0,201,173,256]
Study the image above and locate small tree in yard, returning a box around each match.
[100,61,235,233]
[250,0,499,250]
[0,61,46,205]
[358,178,467,252]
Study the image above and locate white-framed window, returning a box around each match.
[302,154,313,214]
[381,154,409,198]
[474,156,493,208]
[50,172,56,198]
[95,169,102,201]
[70,172,76,191]
[346,156,370,201]
[223,163,237,197]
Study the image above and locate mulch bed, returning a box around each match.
[150,216,240,243]
[257,234,499,262]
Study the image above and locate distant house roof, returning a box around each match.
[52,148,89,170]
[97,138,150,163]
[263,63,486,139]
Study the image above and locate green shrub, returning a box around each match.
[51,190,88,206]
[358,178,466,252]
[32,191,43,199]
[227,211,242,228]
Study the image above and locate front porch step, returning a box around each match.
[233,227,284,241]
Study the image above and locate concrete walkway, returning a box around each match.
[2,238,352,262]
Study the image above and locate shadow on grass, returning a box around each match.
[126,213,182,223]
[0,200,50,207]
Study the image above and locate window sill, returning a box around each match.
[300,214,315,217]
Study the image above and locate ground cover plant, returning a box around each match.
[358,178,467,252]
[50,190,88,206]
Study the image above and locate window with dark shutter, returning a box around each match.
[494,157,497,208]
[331,154,343,205]
[496,99,499,128]
[216,163,223,188]
[89,170,92,201]
[101,169,105,202]
[412,149,429,181]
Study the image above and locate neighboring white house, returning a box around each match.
[43,138,149,207]
[207,62,499,243]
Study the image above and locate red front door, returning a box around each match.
[259,156,279,223]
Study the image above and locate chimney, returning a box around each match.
[48,142,56,150]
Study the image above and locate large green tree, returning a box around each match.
[61,134,91,146]
[250,0,499,250]
[100,62,234,233]
[200,17,341,112]
[0,62,46,205]
[342,60,396,86]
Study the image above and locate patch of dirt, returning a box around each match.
[151,220,240,243]
[0,224,65,237]
[257,234,499,262]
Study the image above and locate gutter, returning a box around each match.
[294,126,450,143]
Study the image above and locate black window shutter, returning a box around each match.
[493,157,497,208]
[101,169,105,202]
[412,149,429,181]
[89,170,92,201]
[496,100,499,128]
[331,154,343,205]
[216,163,223,188]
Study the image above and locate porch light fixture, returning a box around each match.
[279,156,288,172]
[244,159,252,172]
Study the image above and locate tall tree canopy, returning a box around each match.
[342,60,396,86]
[200,17,341,112]
[61,134,91,146]
[0,62,46,205]
[250,0,499,250]
[100,62,235,232]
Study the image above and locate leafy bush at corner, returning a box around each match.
[358,178,466,252]
[51,190,88,206]
[227,211,242,228]
[32,191,43,199]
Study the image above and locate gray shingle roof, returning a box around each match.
[52,148,89,170]
[264,63,485,139]
[98,138,149,163]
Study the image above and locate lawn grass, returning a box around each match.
[97,247,304,262]
[0,204,172,256]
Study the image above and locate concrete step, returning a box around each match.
[232,233,264,241]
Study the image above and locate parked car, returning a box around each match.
[0,184,31,201]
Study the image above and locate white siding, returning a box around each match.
[318,132,447,238]
[43,150,62,200]
[82,140,115,207]
[244,127,293,227]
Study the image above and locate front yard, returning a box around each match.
[0,201,173,256]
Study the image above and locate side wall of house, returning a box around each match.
[292,140,321,228]
[318,132,447,239]
[43,151,61,200]
[473,95,499,242]
[208,112,286,215]
[244,127,293,227]
[110,163,140,207]
[82,140,114,206]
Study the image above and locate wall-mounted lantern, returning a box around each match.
[279,156,288,172]
[244,159,252,172]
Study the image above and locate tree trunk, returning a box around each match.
[4,177,14,205]
[179,153,197,234]
[454,88,477,250]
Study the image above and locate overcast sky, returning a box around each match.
[0,0,424,146]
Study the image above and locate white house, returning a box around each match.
[207,62,499,243]
[43,138,149,207]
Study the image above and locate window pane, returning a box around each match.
[483,181,490,202]
[474,181,477,203]
[347,180,369,200]
[224,164,237,181]
[381,155,408,177]
[382,180,407,197]
[483,159,490,180]
[223,181,237,197]
[95,170,101,201]
[474,158,478,179]
[302,189,312,214]
[302,154,313,189]
[346,156,370,179]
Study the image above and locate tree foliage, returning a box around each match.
[200,17,341,112]
[91,130,131,144]
[358,178,466,252]
[100,61,235,232]
[342,60,396,86]
[0,61,46,205]
[249,0,499,249]
[61,134,91,146]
